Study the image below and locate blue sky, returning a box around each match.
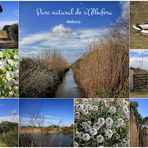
[130,99,148,118]
[0,99,18,123]
[20,1,121,35]
[19,1,128,63]
[0,1,18,29]
[130,49,148,70]
[19,99,74,127]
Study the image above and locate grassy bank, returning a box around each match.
[20,126,73,135]
[72,30,128,98]
[0,141,7,147]
[130,89,148,98]
[19,50,69,98]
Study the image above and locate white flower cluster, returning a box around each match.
[74,98,129,147]
[0,49,19,98]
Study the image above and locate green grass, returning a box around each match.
[0,141,7,147]
[130,89,148,98]
[130,1,148,49]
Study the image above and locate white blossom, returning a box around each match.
[82,109,89,115]
[108,106,116,114]
[116,118,124,128]
[97,118,105,127]
[75,112,80,120]
[83,133,90,141]
[106,118,113,127]
[105,129,113,139]
[89,128,97,136]
[97,135,104,143]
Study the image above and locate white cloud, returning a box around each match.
[0,115,19,123]
[52,24,72,37]
[130,57,148,71]
[20,116,60,127]
[20,24,109,53]
[120,1,129,19]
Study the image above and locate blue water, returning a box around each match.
[55,69,81,98]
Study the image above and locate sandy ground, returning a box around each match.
[0,40,18,49]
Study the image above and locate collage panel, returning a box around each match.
[0,1,19,98]
[130,1,148,49]
[130,98,148,147]
[19,99,74,147]
[0,1,18,49]
[19,1,129,99]
[129,49,148,98]
[0,0,148,147]
[74,98,129,147]
[0,49,19,98]
[0,99,19,147]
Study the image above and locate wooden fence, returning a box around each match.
[133,74,148,89]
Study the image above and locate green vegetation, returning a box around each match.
[3,24,18,42]
[130,101,148,125]
[0,121,18,147]
[0,49,19,98]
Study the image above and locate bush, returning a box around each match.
[9,24,18,42]
[19,49,69,98]
[3,24,18,41]
[1,130,18,147]
[0,122,18,147]
[19,134,33,147]
[0,121,17,134]
[74,98,129,147]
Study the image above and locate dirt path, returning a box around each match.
[55,69,81,98]
[0,40,18,49]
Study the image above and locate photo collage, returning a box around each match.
[0,1,148,147]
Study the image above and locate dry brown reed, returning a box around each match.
[72,28,129,98]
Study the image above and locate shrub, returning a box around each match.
[9,24,18,42]
[1,130,18,147]
[0,122,18,147]
[19,49,69,98]
[2,24,18,41]
[74,98,129,147]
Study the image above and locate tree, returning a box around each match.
[0,5,3,13]
[3,24,18,41]
[142,117,148,124]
